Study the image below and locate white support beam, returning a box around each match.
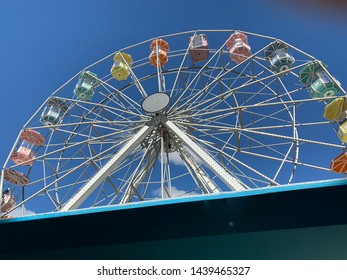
[165,120,246,191]
[60,124,155,211]
[176,144,220,194]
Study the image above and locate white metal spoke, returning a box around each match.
[169,31,197,98]
[60,124,155,211]
[164,120,246,191]
[169,41,278,116]
[197,136,279,186]
[171,62,309,119]
[167,41,231,114]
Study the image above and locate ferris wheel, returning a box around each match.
[1,29,347,217]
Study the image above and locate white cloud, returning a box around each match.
[153,185,200,198]
[163,147,204,167]
[168,151,185,166]
[169,186,191,197]
[6,206,36,217]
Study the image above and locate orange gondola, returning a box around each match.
[330,152,347,173]
[149,39,169,67]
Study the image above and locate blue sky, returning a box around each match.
[1,0,346,166]
[1,0,347,214]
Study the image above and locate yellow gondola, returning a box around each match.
[111,52,133,81]
[338,121,347,143]
[324,97,347,122]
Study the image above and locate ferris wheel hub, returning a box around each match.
[142,92,170,113]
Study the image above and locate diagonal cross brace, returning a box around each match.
[164,120,246,191]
